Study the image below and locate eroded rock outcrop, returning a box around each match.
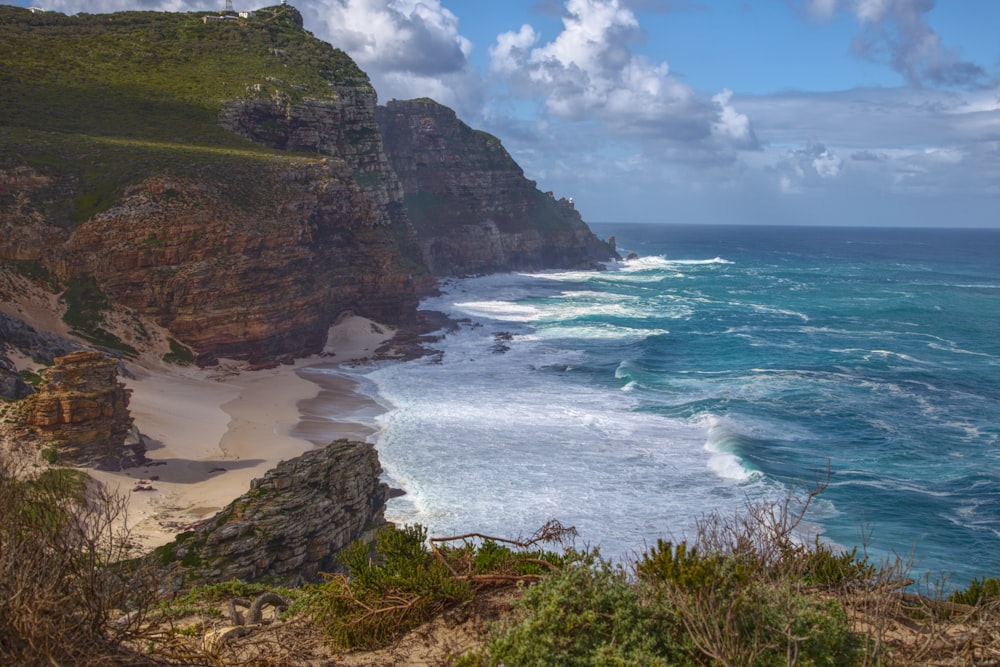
[0,351,139,469]
[376,98,617,275]
[60,163,422,365]
[154,439,388,591]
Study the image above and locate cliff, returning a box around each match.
[376,98,616,275]
[0,5,424,365]
[0,7,617,366]
[153,439,388,590]
[0,351,141,470]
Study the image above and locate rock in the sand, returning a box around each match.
[152,439,389,592]
[0,350,141,469]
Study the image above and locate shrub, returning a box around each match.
[304,524,473,650]
[949,577,1000,606]
[464,551,694,667]
[0,454,156,666]
[162,337,195,365]
[60,276,138,357]
[636,492,869,667]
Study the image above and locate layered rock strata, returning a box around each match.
[0,351,139,469]
[154,439,388,590]
[376,98,617,275]
[60,164,421,365]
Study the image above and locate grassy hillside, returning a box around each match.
[0,4,364,140]
[0,4,366,225]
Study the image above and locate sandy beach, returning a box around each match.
[87,315,395,551]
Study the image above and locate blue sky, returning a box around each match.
[19,0,1000,226]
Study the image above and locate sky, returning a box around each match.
[17,0,1000,227]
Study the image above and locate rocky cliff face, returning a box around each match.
[59,161,420,365]
[376,98,616,276]
[0,9,614,367]
[0,7,428,366]
[0,351,140,470]
[154,439,388,590]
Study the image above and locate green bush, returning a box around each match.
[464,551,693,667]
[638,538,749,594]
[949,577,1000,606]
[736,580,865,667]
[304,524,472,650]
[60,277,137,357]
[792,539,875,588]
[162,337,195,365]
[635,519,867,666]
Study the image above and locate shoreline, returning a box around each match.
[88,315,393,552]
[291,365,381,446]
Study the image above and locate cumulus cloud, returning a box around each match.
[292,0,488,114]
[773,142,843,193]
[804,0,985,87]
[739,83,1000,207]
[298,0,470,78]
[489,0,756,152]
[711,89,758,149]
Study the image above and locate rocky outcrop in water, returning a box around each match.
[154,439,388,590]
[0,351,140,469]
[376,98,617,276]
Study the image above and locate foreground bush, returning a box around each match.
[303,524,468,649]
[466,482,868,667]
[0,455,154,666]
[304,521,572,650]
[461,550,695,666]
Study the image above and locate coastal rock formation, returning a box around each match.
[0,166,71,263]
[376,98,617,275]
[154,439,388,590]
[0,6,427,365]
[0,7,613,366]
[0,351,139,469]
[59,164,421,365]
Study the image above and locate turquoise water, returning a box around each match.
[359,224,1000,586]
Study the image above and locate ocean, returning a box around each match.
[347,223,1000,587]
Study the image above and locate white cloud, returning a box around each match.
[293,0,488,114]
[490,0,652,120]
[299,0,471,78]
[711,89,758,149]
[804,0,985,86]
[489,0,756,155]
[771,142,842,194]
[811,146,842,178]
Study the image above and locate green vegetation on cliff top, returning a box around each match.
[0,4,365,140]
[0,4,367,223]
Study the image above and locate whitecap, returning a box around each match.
[452,300,544,321]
